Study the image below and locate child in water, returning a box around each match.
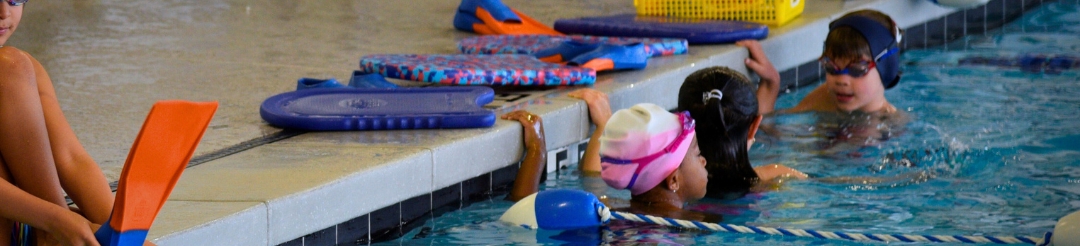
[571,67,807,201]
[566,70,904,204]
[755,10,904,116]
[749,10,909,151]
[0,0,121,245]
[596,103,718,222]
[676,66,808,200]
[504,103,720,223]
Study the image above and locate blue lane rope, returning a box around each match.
[597,208,1053,245]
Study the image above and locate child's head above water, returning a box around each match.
[600,103,707,202]
[824,10,902,88]
[821,10,903,113]
[677,67,763,199]
[0,0,27,46]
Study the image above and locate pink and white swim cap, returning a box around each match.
[600,103,696,195]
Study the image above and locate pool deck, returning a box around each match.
[5,0,1048,245]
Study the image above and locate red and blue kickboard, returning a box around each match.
[260,86,496,131]
[458,34,688,58]
[553,14,769,44]
[359,54,596,86]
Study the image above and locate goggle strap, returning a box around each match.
[875,46,899,61]
[598,155,649,190]
[5,0,27,6]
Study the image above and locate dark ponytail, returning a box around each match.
[678,67,762,199]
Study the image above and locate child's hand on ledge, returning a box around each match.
[737,40,780,86]
[568,88,611,174]
[737,39,782,115]
[501,110,545,149]
[568,88,611,127]
[502,110,547,202]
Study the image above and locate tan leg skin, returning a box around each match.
[27,50,114,224]
[0,47,102,246]
[0,159,13,246]
[0,47,66,245]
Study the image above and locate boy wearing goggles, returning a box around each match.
[743,10,908,154]
[752,10,904,116]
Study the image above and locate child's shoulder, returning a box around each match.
[0,46,36,66]
[0,45,31,56]
[0,46,38,73]
[787,86,835,113]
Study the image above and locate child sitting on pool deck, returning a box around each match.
[0,1,120,245]
[504,104,720,223]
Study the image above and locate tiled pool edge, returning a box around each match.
[142,0,1054,245]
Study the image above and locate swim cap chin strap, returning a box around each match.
[829,16,902,89]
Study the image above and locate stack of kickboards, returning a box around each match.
[260,0,770,131]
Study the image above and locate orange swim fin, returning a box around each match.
[95,100,218,246]
[453,0,561,36]
[578,58,616,72]
[473,8,561,36]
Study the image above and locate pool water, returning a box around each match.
[379,2,1080,245]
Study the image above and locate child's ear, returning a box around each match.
[666,172,681,193]
[747,115,764,140]
[895,27,903,44]
[892,21,903,44]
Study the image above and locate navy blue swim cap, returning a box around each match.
[829,15,902,89]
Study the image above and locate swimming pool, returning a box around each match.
[376,2,1080,245]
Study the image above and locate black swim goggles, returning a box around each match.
[5,0,27,6]
[820,57,877,78]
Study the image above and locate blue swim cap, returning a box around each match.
[829,15,902,89]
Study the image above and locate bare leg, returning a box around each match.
[0,48,66,246]
[0,223,9,246]
[0,48,66,206]
[26,52,114,224]
[0,222,9,246]
[0,158,13,246]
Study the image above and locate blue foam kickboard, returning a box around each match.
[260,87,496,131]
[553,14,769,44]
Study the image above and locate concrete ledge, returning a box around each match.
[283,121,524,192]
[149,201,267,246]
[165,143,433,244]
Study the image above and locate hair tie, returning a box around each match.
[702,89,723,104]
[702,89,731,132]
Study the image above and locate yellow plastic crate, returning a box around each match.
[633,0,804,26]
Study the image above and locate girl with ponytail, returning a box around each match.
[677,67,807,200]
